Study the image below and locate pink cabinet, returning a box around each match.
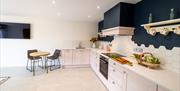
[62,49,90,66]
[62,49,73,66]
[73,49,90,65]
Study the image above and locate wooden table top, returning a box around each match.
[30,51,50,57]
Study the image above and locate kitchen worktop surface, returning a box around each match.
[91,48,180,91]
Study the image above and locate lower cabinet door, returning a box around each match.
[126,71,157,91]
[108,77,123,91]
[62,49,73,65]
[73,49,90,65]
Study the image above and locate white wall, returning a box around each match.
[0,15,97,67]
[100,36,180,73]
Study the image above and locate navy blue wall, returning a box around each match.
[132,0,180,49]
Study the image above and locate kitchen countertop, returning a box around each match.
[91,48,180,91]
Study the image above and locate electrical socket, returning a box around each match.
[134,48,143,53]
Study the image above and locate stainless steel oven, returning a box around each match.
[100,55,108,80]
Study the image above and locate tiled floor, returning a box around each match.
[0,68,108,91]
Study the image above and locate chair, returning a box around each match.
[26,49,43,72]
[47,49,61,71]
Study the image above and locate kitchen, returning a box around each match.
[0,0,180,91]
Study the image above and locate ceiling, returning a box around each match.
[0,0,141,22]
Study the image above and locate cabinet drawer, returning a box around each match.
[108,77,123,91]
[109,66,124,88]
[109,59,124,72]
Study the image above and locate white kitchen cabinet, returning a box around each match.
[108,60,126,91]
[158,85,170,91]
[90,50,100,73]
[108,77,122,91]
[62,49,73,66]
[126,70,157,91]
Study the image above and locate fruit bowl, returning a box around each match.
[133,52,160,69]
[141,61,160,69]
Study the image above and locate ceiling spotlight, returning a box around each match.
[52,0,56,4]
[97,5,100,9]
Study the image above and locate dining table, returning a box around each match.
[30,51,50,76]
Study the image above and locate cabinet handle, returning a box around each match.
[113,69,115,72]
[113,63,116,65]
[112,81,115,84]
[123,71,126,74]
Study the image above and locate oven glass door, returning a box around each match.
[100,57,108,79]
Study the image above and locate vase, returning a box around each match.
[92,43,96,48]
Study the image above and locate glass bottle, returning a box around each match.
[170,8,174,20]
[148,13,152,23]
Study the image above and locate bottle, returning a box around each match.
[148,13,152,23]
[170,8,174,20]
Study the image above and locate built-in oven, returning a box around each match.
[100,55,108,80]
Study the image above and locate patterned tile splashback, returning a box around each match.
[99,36,180,73]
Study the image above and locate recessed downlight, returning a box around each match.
[52,0,56,4]
[88,15,91,18]
[97,5,100,9]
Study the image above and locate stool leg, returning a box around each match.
[41,59,44,69]
[58,58,61,68]
[26,59,29,70]
[33,60,35,76]
[45,57,48,73]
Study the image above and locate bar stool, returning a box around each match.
[26,49,43,72]
[47,49,61,71]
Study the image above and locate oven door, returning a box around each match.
[100,56,108,79]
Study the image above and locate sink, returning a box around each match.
[76,47,85,49]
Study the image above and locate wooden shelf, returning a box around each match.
[141,18,180,27]
[141,18,180,36]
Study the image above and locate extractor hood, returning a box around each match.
[102,26,134,36]
[100,2,135,36]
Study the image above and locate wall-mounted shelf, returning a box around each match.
[141,18,180,36]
